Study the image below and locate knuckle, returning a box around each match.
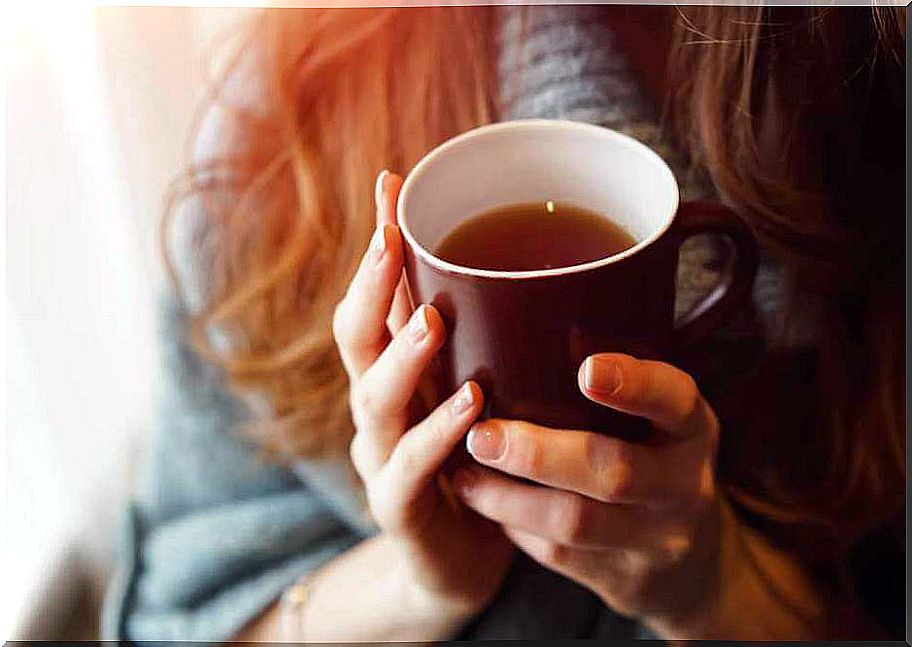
[331,301,351,345]
[540,540,567,564]
[351,382,380,417]
[608,462,635,501]
[348,428,382,475]
[584,434,612,492]
[515,434,543,478]
[348,433,367,474]
[423,410,450,444]
[558,496,591,545]
[659,524,695,563]
[597,442,634,502]
[390,439,419,476]
[674,374,702,427]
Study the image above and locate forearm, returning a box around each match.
[233,533,474,643]
[647,501,886,641]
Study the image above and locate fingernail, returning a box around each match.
[405,305,429,344]
[375,169,390,210]
[467,424,505,461]
[584,356,623,395]
[452,382,475,415]
[453,468,476,493]
[369,225,387,266]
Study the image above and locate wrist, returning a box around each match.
[645,497,743,639]
[390,538,484,636]
[647,499,825,640]
[405,571,481,626]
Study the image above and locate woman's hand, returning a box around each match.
[453,353,838,638]
[452,353,720,626]
[332,171,513,619]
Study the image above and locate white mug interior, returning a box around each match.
[397,119,680,279]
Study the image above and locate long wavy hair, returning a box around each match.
[163,6,904,575]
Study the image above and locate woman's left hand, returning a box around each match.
[453,352,726,632]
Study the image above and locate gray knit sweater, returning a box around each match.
[500,5,777,327]
[103,6,780,642]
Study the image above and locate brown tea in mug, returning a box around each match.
[433,201,636,271]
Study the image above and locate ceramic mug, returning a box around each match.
[397,120,757,439]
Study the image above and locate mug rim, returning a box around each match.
[397,119,681,280]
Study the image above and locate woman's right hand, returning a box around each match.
[332,171,514,618]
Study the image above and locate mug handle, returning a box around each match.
[671,200,759,347]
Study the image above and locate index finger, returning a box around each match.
[374,171,412,335]
[465,419,705,504]
[332,221,403,377]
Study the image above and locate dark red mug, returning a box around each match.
[397,120,756,440]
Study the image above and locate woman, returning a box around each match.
[102,5,904,641]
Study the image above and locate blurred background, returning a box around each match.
[5,6,252,639]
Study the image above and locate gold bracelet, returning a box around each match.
[280,567,326,641]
